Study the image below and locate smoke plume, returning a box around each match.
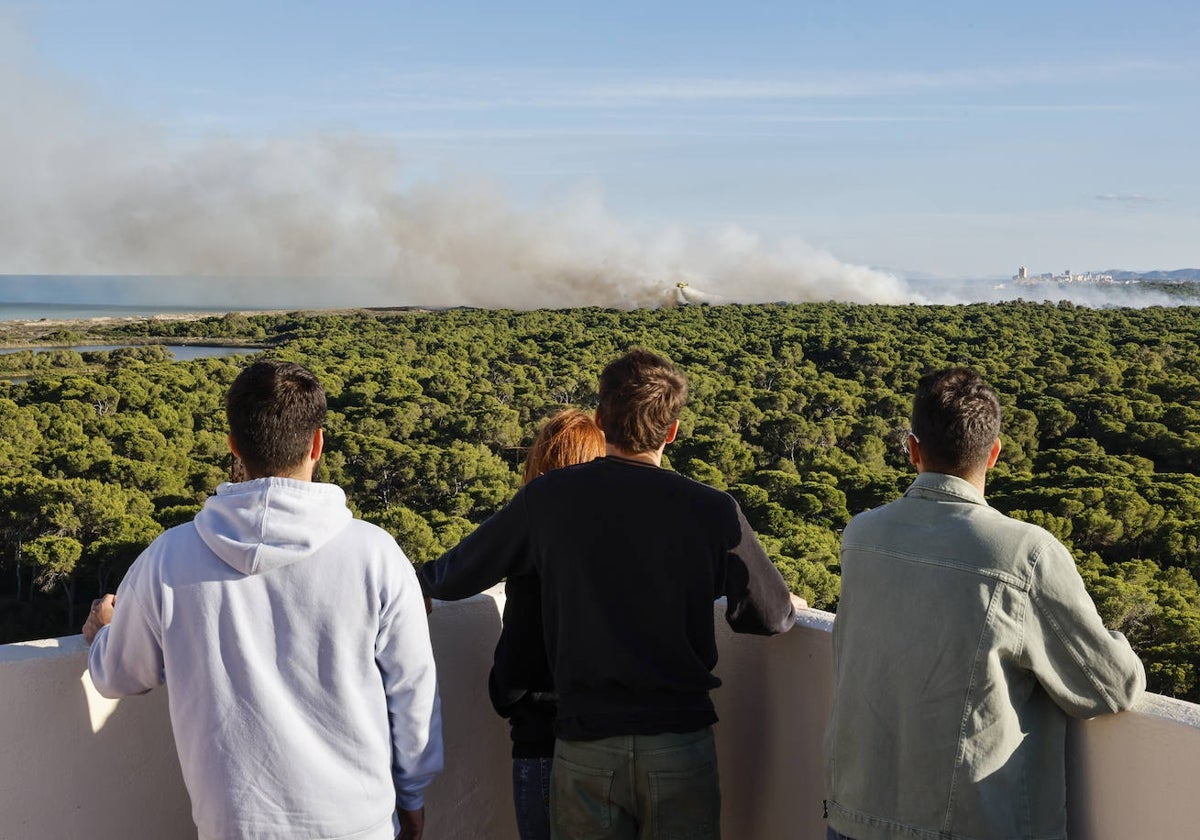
[0,25,912,310]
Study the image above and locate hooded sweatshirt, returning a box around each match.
[88,478,443,840]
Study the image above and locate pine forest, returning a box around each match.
[1,302,1198,699]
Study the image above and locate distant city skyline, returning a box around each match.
[1,1,1196,291]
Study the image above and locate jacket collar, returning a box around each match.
[902,471,989,507]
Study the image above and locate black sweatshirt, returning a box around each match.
[418,455,796,742]
[487,571,557,758]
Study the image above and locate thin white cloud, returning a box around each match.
[498,60,1181,106]
[1095,193,1155,203]
[970,103,1140,113]
[681,112,945,124]
[149,58,1181,133]
[255,59,1187,115]
[373,118,939,143]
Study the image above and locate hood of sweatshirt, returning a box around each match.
[194,477,355,575]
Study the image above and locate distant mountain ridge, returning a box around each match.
[1102,269,1200,283]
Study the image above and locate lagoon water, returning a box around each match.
[0,285,265,377]
[0,344,261,382]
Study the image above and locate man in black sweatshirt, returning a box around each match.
[419,348,796,840]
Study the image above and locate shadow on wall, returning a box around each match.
[713,608,835,839]
[0,593,515,840]
[422,593,514,839]
[0,637,193,839]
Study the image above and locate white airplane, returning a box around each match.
[672,281,724,306]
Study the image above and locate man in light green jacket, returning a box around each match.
[824,368,1145,840]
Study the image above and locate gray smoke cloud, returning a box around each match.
[0,23,914,310]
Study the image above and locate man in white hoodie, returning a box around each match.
[82,360,442,840]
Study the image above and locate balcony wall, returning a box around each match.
[1,588,1198,839]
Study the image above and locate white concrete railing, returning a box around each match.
[1,589,1198,839]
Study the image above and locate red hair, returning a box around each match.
[522,409,605,485]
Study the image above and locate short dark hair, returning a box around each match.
[597,349,688,454]
[911,367,1001,474]
[226,360,326,478]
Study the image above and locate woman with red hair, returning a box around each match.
[493,409,604,840]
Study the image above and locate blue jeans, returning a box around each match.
[514,757,554,840]
[550,728,720,840]
[826,829,855,840]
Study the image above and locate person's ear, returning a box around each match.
[664,419,679,445]
[310,429,324,462]
[907,433,921,469]
[227,434,241,460]
[986,437,1002,469]
[593,407,605,433]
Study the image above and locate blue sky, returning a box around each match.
[5,0,1198,283]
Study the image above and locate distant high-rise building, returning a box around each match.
[1012,265,1114,286]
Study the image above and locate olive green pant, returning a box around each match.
[550,727,721,840]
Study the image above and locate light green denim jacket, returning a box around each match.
[825,472,1145,840]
